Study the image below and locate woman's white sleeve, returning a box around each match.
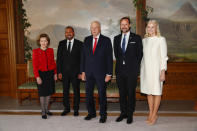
[160,37,168,71]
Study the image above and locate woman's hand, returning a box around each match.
[36,77,42,85]
[160,70,165,82]
[54,74,57,81]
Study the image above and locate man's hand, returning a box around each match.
[105,75,111,82]
[58,73,62,80]
[78,74,82,79]
[81,72,86,81]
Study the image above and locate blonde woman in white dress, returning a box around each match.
[140,20,168,125]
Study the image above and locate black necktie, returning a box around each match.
[68,41,71,53]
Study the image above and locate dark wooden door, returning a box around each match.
[0,0,17,97]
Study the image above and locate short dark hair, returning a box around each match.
[65,26,75,32]
[120,16,131,24]
[37,33,50,47]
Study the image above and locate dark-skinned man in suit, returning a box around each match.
[57,26,83,116]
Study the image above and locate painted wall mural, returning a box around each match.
[24,0,136,59]
[147,0,197,62]
[24,0,197,62]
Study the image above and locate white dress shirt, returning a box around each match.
[121,31,130,50]
[121,31,130,64]
[92,34,100,49]
[67,38,74,52]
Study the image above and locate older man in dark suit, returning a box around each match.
[114,17,143,124]
[81,21,113,123]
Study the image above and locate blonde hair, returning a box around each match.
[144,20,161,38]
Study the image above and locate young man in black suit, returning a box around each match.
[81,21,113,123]
[114,17,143,124]
[57,26,83,116]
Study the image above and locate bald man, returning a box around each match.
[81,21,113,123]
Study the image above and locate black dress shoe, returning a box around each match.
[127,117,133,124]
[84,114,96,120]
[61,110,70,116]
[99,116,107,123]
[116,114,127,122]
[74,111,79,116]
[42,115,47,119]
[46,111,53,116]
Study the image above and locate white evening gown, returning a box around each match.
[140,36,168,95]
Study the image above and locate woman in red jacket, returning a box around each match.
[32,33,57,119]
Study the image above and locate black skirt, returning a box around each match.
[37,70,55,96]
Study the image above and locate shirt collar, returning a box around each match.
[93,33,100,39]
[122,31,130,38]
[67,38,74,43]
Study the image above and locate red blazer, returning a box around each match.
[32,48,57,78]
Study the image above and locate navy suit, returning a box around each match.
[81,34,113,117]
[114,32,143,117]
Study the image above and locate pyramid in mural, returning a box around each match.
[170,2,197,21]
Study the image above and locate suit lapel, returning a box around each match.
[87,36,93,55]
[64,39,69,52]
[118,34,122,49]
[70,39,76,54]
[117,34,123,55]
[62,39,68,53]
[87,34,104,55]
[125,32,133,54]
[94,34,103,55]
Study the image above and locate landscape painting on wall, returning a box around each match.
[147,0,197,62]
[24,0,197,62]
[24,0,136,59]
